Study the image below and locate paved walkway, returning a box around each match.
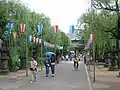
[89,65,120,90]
[0,61,90,90]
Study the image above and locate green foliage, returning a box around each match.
[77,10,117,56]
[36,57,45,64]
[0,0,70,71]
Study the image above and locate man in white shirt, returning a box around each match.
[30,57,37,83]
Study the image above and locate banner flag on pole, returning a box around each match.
[87,33,95,48]
[38,24,43,33]
[20,24,25,33]
[55,25,58,33]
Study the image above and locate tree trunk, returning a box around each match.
[116,12,120,68]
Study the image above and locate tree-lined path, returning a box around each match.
[0,61,90,90]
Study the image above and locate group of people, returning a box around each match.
[44,54,56,77]
[29,54,56,83]
[29,52,86,83]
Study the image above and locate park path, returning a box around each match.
[0,61,91,90]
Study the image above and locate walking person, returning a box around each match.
[30,57,37,83]
[73,55,79,70]
[50,54,56,77]
[44,55,51,77]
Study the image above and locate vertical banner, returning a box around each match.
[87,33,95,48]
[38,24,43,33]
[20,24,25,33]
[55,25,58,33]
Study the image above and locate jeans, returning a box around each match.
[45,66,50,75]
[74,62,79,69]
[51,65,55,74]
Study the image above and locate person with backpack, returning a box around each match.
[50,54,56,77]
[44,55,51,77]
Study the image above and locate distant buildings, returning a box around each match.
[67,32,85,53]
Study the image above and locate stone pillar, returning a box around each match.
[0,40,9,74]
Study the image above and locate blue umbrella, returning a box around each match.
[45,52,55,56]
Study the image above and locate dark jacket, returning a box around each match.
[50,56,55,65]
[44,57,51,67]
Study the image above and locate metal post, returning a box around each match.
[26,33,28,76]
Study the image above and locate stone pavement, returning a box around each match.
[0,61,91,90]
[88,65,120,90]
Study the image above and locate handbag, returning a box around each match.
[30,68,34,71]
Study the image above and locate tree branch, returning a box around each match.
[102,27,116,32]
[102,27,120,39]
[93,0,117,12]
[115,0,119,11]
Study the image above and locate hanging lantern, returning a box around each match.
[55,25,59,33]
[20,24,25,33]
[36,38,39,44]
[13,32,17,39]
[28,35,32,42]
[38,24,43,33]
[7,22,14,32]
[90,33,95,42]
[38,39,42,44]
[71,25,74,34]
[32,36,35,43]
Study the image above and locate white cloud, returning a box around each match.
[21,0,90,33]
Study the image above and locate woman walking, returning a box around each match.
[50,54,56,77]
[44,55,51,77]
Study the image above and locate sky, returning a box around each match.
[21,0,90,33]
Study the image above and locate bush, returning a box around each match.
[11,55,20,71]
[36,57,45,65]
